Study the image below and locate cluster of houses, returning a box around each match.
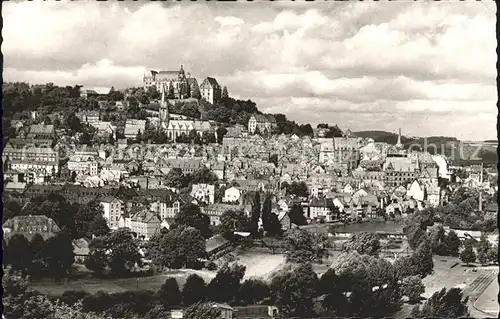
[4,81,498,264]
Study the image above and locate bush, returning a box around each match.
[59,290,91,306]
[401,276,425,303]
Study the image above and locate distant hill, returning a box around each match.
[355,130,496,165]
[353,130,397,140]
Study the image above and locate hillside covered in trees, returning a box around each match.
[2,82,341,140]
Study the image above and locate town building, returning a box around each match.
[383,156,419,187]
[3,215,60,241]
[100,196,123,230]
[76,111,100,124]
[248,114,277,135]
[191,183,216,204]
[80,89,99,99]
[3,144,59,175]
[200,77,222,105]
[157,83,214,139]
[129,210,161,240]
[202,203,243,226]
[143,65,197,99]
[223,186,242,203]
[124,119,146,139]
[233,305,279,319]
[67,150,100,176]
[26,124,56,145]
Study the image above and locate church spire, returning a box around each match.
[161,82,166,103]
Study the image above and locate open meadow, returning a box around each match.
[30,251,287,297]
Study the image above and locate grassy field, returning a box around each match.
[30,251,287,297]
[230,251,286,280]
[30,269,215,297]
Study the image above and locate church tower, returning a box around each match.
[159,83,169,129]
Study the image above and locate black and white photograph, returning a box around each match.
[1,1,498,318]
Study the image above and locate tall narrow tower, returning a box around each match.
[396,128,403,149]
[478,162,483,211]
[159,83,169,129]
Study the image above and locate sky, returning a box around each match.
[3,1,497,140]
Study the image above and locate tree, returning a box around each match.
[318,268,349,317]
[261,196,272,231]
[222,86,228,99]
[191,167,218,184]
[410,305,422,317]
[158,278,181,310]
[394,255,420,280]
[401,275,425,303]
[168,82,175,99]
[249,192,261,236]
[74,201,110,239]
[342,232,381,256]
[477,233,492,265]
[29,234,47,278]
[460,241,476,265]
[44,233,75,278]
[219,209,250,240]
[135,130,143,142]
[487,242,498,264]
[23,294,55,319]
[85,239,107,276]
[174,204,212,239]
[286,229,330,263]
[86,229,141,277]
[289,204,307,226]
[417,288,469,318]
[445,230,461,257]
[182,274,207,306]
[269,154,278,167]
[414,239,434,277]
[236,279,270,306]
[286,181,309,198]
[3,271,38,318]
[271,263,318,318]
[149,226,206,270]
[406,224,427,250]
[165,167,186,189]
[429,225,448,256]
[207,263,246,303]
[144,305,169,319]
[332,251,403,317]
[4,234,32,274]
[265,213,283,237]
[184,302,221,319]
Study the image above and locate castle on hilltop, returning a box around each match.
[143,65,198,99]
[143,65,222,105]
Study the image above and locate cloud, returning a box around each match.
[2,1,496,140]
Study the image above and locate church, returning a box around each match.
[158,83,214,140]
[143,65,199,99]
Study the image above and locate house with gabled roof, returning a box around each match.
[3,215,60,241]
[200,77,222,105]
[129,210,161,240]
[100,196,123,230]
[248,114,277,135]
[407,179,424,202]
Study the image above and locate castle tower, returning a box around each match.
[396,128,403,149]
[159,83,169,129]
